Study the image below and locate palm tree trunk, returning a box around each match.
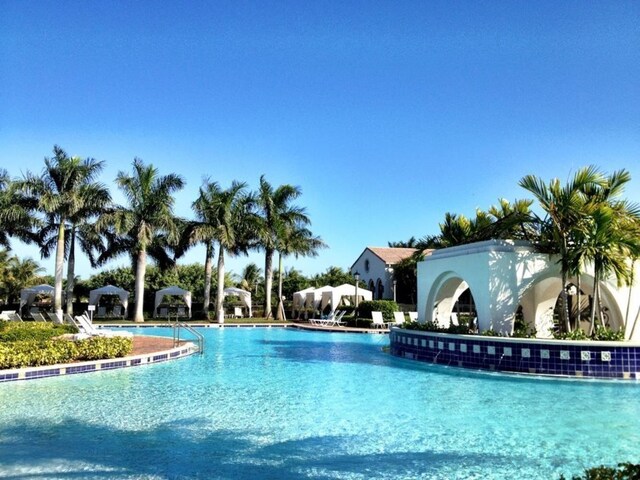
[202,241,213,318]
[216,246,225,323]
[65,226,76,315]
[561,268,570,332]
[264,248,274,319]
[276,251,285,321]
[133,249,147,322]
[575,275,581,332]
[54,220,66,317]
[589,271,599,336]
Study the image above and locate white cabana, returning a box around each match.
[154,286,192,318]
[292,287,316,316]
[89,285,129,317]
[321,283,373,314]
[305,286,335,315]
[223,287,252,317]
[19,284,55,310]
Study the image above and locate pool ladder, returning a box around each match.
[173,322,204,355]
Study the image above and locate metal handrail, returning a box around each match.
[173,322,204,354]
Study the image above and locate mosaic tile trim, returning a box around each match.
[0,342,199,383]
[390,329,640,380]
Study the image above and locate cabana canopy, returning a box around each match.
[321,283,373,313]
[292,287,315,310]
[223,287,252,317]
[154,286,192,318]
[19,284,54,310]
[305,285,335,312]
[89,285,129,313]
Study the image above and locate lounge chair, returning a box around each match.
[315,311,341,327]
[47,312,64,324]
[159,307,168,318]
[112,305,122,318]
[393,311,406,326]
[7,312,23,322]
[371,311,392,329]
[233,307,243,319]
[408,312,418,322]
[96,306,106,318]
[177,306,187,318]
[0,310,16,321]
[332,310,347,327]
[32,312,49,322]
[75,315,133,338]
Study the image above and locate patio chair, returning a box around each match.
[32,312,49,322]
[233,307,243,319]
[408,312,418,322]
[112,305,122,318]
[314,311,337,327]
[393,311,406,326]
[177,306,187,318]
[371,311,392,329]
[47,312,64,324]
[75,314,133,338]
[159,307,168,318]
[332,310,347,327]
[7,312,23,322]
[96,306,107,318]
[0,310,16,321]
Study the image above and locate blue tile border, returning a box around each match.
[390,328,640,380]
[0,337,199,383]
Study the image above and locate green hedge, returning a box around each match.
[0,322,77,342]
[358,300,398,320]
[0,336,133,369]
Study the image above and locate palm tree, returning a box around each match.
[1,255,45,305]
[256,176,310,319]
[274,223,326,320]
[0,169,39,249]
[97,159,184,322]
[188,180,254,322]
[18,146,106,316]
[519,166,605,331]
[239,263,263,294]
[37,181,111,314]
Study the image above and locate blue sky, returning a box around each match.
[1,1,639,281]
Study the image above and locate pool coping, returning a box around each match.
[0,335,199,383]
[97,322,390,334]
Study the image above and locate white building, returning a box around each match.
[351,247,417,300]
[417,239,640,340]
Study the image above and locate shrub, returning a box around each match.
[559,462,640,480]
[76,336,133,360]
[554,329,589,341]
[0,322,77,342]
[0,340,78,369]
[592,326,625,342]
[358,300,398,320]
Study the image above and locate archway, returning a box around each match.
[376,278,384,300]
[426,272,478,330]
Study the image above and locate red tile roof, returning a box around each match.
[368,247,418,264]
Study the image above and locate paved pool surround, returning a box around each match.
[390,328,640,380]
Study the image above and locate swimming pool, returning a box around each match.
[0,327,638,479]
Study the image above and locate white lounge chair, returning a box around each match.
[75,314,133,338]
[233,307,243,318]
[332,310,347,327]
[408,312,418,322]
[7,312,23,322]
[371,311,392,329]
[0,310,16,321]
[393,311,406,326]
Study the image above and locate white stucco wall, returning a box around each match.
[350,250,394,300]
[417,239,640,340]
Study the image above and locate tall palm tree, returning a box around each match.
[274,223,326,320]
[97,159,184,322]
[1,255,45,305]
[37,182,111,314]
[18,146,106,316]
[188,180,254,322]
[519,166,605,331]
[256,176,310,319]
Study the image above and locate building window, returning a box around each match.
[364,259,370,272]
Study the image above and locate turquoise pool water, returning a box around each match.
[0,327,638,479]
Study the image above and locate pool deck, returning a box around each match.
[102,321,389,334]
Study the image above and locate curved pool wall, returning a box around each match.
[390,328,640,379]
